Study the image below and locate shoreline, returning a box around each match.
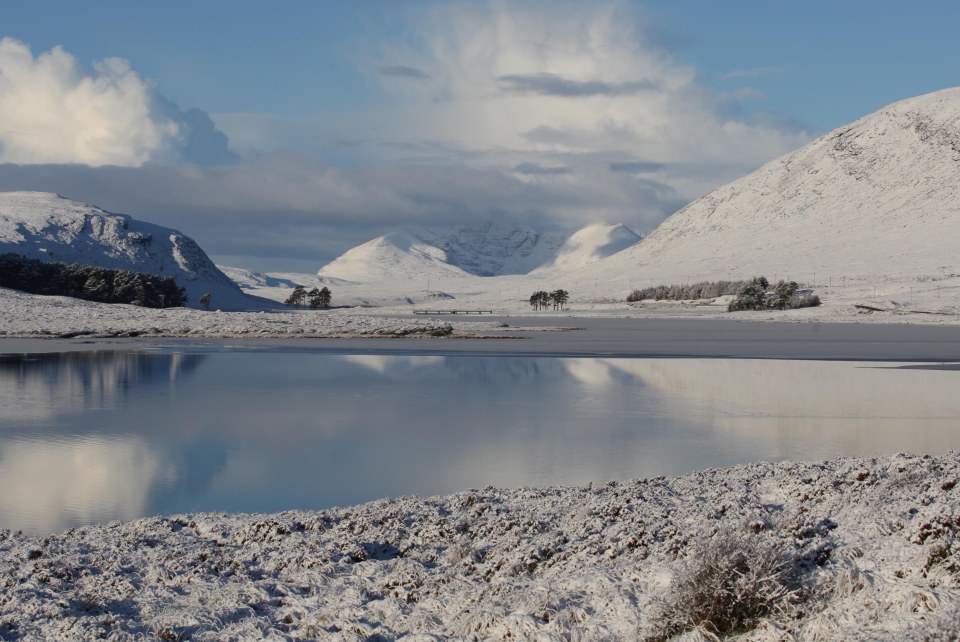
[5,315,960,362]
[1,452,957,640]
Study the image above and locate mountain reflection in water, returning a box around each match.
[0,350,958,534]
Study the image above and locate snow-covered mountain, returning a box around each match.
[533,223,641,273]
[580,87,960,290]
[316,222,636,283]
[0,191,272,310]
[316,229,473,283]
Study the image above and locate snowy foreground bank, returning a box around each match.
[0,288,505,338]
[2,454,959,641]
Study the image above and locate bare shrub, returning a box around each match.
[909,602,960,641]
[647,529,802,641]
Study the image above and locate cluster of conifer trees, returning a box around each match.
[284,285,333,309]
[726,277,820,311]
[528,289,569,311]
[0,252,187,308]
[626,276,820,311]
[627,279,748,302]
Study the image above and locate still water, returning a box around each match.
[1,349,959,533]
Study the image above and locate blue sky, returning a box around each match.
[0,1,957,271]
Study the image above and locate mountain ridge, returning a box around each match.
[317,222,641,283]
[0,191,273,310]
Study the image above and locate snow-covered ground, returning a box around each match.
[1,452,958,640]
[225,268,960,326]
[0,288,509,339]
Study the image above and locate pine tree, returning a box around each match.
[318,286,332,309]
[550,289,569,310]
[285,285,307,307]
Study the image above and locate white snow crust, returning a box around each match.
[0,288,504,339]
[1,453,958,640]
[0,192,270,311]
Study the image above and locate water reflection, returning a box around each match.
[0,350,958,534]
[0,351,205,424]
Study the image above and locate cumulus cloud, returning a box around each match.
[0,38,235,167]
[0,4,816,272]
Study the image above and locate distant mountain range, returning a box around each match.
[316,222,641,282]
[3,87,959,310]
[0,191,270,310]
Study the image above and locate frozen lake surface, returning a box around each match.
[1,346,959,533]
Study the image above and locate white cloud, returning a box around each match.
[214,2,812,229]
[366,2,810,174]
[0,37,235,167]
[0,4,817,271]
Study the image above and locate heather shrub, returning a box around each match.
[647,529,803,641]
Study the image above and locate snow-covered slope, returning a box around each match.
[317,223,570,282]
[428,222,568,276]
[581,88,960,290]
[533,223,641,273]
[0,192,272,310]
[218,265,352,291]
[317,229,472,283]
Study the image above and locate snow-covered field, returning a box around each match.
[226,268,960,326]
[0,288,508,339]
[1,452,958,641]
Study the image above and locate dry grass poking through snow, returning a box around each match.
[1,453,959,640]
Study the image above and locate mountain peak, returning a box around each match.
[316,221,645,282]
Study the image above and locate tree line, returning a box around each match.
[0,252,187,308]
[285,285,333,309]
[626,276,820,311]
[627,279,749,302]
[529,289,569,311]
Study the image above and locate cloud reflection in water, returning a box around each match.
[1,351,958,534]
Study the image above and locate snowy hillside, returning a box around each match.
[317,223,570,282]
[0,192,271,310]
[532,223,641,273]
[316,229,473,283]
[580,87,960,291]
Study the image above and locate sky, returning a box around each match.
[0,0,957,272]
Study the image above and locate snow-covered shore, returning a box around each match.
[0,288,508,339]
[1,453,958,641]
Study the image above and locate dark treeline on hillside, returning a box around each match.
[627,280,749,302]
[0,253,187,308]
